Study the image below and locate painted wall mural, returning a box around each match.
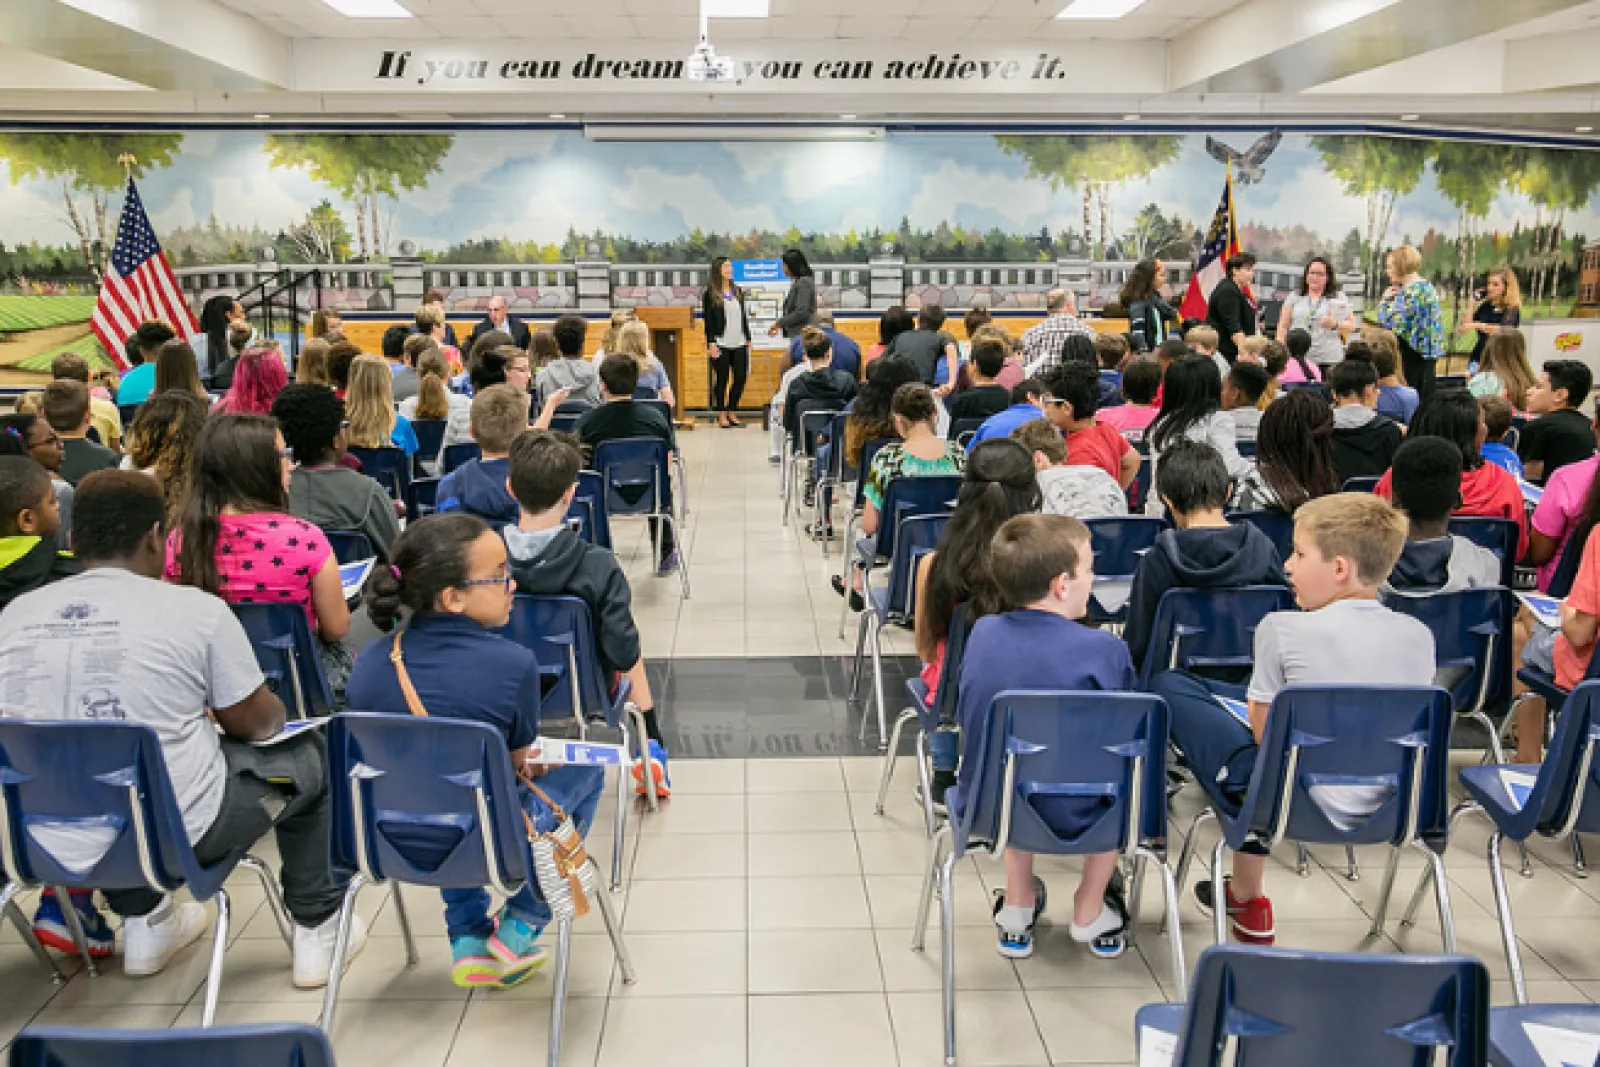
[1,129,1598,375]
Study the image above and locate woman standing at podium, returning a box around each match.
[703,256,752,428]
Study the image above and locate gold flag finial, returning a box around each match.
[116,153,137,179]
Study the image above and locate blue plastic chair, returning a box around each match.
[1126,450,1153,513]
[834,437,893,635]
[1171,685,1459,951]
[497,593,649,882]
[1449,516,1521,590]
[812,412,856,560]
[592,437,689,599]
[349,446,410,502]
[782,407,843,529]
[1228,508,1294,564]
[410,418,447,476]
[948,417,986,447]
[564,470,613,550]
[323,529,375,565]
[1236,439,1257,460]
[1396,680,1600,1003]
[1135,585,1294,691]
[1488,1004,1600,1066]
[0,721,291,1025]
[406,476,439,521]
[548,400,592,436]
[1085,516,1168,625]
[1343,475,1382,493]
[913,691,1187,1065]
[1383,586,1516,764]
[877,603,971,837]
[9,1023,334,1067]
[849,512,948,749]
[230,602,334,721]
[321,714,635,1057]
[1134,945,1489,1067]
[441,441,480,474]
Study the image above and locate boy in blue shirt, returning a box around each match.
[436,384,526,530]
[1478,395,1525,479]
[956,513,1136,960]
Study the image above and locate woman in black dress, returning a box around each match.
[1204,252,1258,362]
[1459,266,1523,366]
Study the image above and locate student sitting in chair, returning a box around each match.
[957,513,1136,960]
[1382,437,1502,595]
[503,430,670,800]
[1040,362,1141,491]
[1328,357,1404,487]
[1151,493,1434,945]
[274,383,401,561]
[1478,395,1525,479]
[947,336,1013,424]
[1222,361,1268,444]
[1009,418,1127,521]
[1519,358,1597,486]
[1097,355,1161,445]
[437,385,528,531]
[347,514,602,990]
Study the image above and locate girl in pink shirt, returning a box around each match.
[1095,354,1161,445]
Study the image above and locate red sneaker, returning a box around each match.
[1194,878,1275,945]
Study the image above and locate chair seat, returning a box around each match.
[1489,1003,1600,1067]
[1516,666,1568,706]
[904,677,937,731]
[1460,763,1545,832]
[1133,1002,1185,1044]
[855,537,879,567]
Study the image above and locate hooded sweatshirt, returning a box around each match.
[1123,522,1286,672]
[437,457,518,529]
[1382,535,1502,595]
[504,525,640,676]
[1329,404,1403,485]
[782,366,858,440]
[0,536,81,611]
[537,359,602,407]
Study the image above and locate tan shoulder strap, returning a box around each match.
[389,631,429,718]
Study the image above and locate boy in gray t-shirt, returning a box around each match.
[1152,493,1434,946]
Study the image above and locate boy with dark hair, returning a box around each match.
[1222,361,1269,443]
[1383,437,1501,594]
[383,324,418,402]
[957,512,1135,960]
[273,384,401,560]
[504,430,669,798]
[43,380,118,485]
[1098,355,1162,444]
[967,378,1046,447]
[437,385,528,529]
[1478,395,1525,478]
[948,337,1012,422]
[537,313,602,406]
[1520,358,1597,484]
[782,326,858,443]
[1327,357,1403,485]
[1040,362,1140,489]
[1093,332,1129,407]
[469,346,511,395]
[885,302,958,386]
[1152,493,1434,945]
[116,321,177,406]
[1123,440,1285,672]
[52,351,123,449]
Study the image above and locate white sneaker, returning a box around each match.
[292,912,367,990]
[122,898,208,977]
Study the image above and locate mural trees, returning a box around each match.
[1124,203,1193,261]
[264,134,453,261]
[995,135,1181,259]
[1515,149,1600,308]
[1433,140,1514,323]
[1311,135,1431,300]
[0,133,184,283]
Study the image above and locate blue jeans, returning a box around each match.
[441,764,605,940]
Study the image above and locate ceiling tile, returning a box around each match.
[622,0,699,12]
[560,15,640,36]
[632,15,701,39]
[914,0,994,14]
[283,13,439,36]
[491,14,568,35]
[966,14,1049,37]
[983,0,1061,15]
[836,15,909,36]
[420,15,505,36]
[707,18,771,37]
[767,15,842,37]
[396,0,488,13]
[902,16,977,37]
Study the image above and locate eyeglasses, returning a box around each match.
[1040,395,1068,407]
[277,447,295,462]
[459,573,514,591]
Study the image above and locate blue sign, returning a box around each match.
[732,259,785,285]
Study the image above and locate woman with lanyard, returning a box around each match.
[703,256,752,428]
[1458,265,1522,370]
[1276,255,1356,372]
[1120,258,1177,353]
[1376,244,1446,401]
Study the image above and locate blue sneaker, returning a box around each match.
[632,739,671,799]
[451,934,503,989]
[487,911,547,987]
[33,891,115,959]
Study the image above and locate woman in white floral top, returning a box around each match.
[1376,245,1446,401]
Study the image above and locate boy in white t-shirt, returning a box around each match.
[1152,493,1435,944]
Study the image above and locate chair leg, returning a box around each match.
[848,608,870,706]
[199,888,231,1028]
[868,615,888,751]
[1209,837,1229,945]
[1166,809,1214,935]
[237,854,294,947]
[1518,841,1533,879]
[836,516,859,638]
[1295,843,1311,878]
[319,872,368,1034]
[875,709,917,816]
[1139,847,1187,1003]
[912,825,951,952]
[628,703,659,816]
[667,515,691,600]
[938,842,960,1067]
[52,886,98,978]
[1573,833,1588,878]
[1419,840,1457,953]
[390,883,419,967]
[1487,831,1528,1005]
[1,886,66,983]
[1368,848,1402,937]
[1344,846,1360,882]
[546,918,574,1067]
[589,858,636,985]
[1467,710,1508,767]
[1125,854,1146,950]
[913,727,937,839]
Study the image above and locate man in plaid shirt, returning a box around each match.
[1021,289,1095,375]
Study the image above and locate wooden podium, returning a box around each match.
[634,306,691,418]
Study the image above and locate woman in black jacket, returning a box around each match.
[1204,252,1258,362]
[703,256,752,428]
[1120,258,1176,353]
[768,248,817,340]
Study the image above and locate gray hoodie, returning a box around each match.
[537,358,602,406]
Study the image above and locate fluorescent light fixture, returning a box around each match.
[321,0,412,17]
[1056,0,1146,19]
[1578,126,1594,133]
[586,124,882,142]
[253,113,271,119]
[1399,113,1419,121]
[702,0,769,17]
[840,113,856,120]
[1123,113,1141,121]
[549,113,566,119]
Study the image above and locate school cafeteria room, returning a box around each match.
[4,1,1600,1065]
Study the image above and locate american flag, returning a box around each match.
[1179,167,1250,321]
[90,178,197,371]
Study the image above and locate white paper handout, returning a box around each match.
[1137,1025,1179,1067]
[524,738,630,767]
[1519,592,1563,630]
[1523,1020,1600,1067]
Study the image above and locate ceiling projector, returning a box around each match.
[686,35,738,83]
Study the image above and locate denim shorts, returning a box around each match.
[1525,619,1557,675]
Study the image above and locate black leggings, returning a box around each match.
[711,345,749,411]
[1400,342,1436,403]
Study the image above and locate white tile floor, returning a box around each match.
[4,425,1599,1064]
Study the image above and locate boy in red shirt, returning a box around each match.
[1040,362,1139,491]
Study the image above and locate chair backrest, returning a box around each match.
[565,470,613,550]
[1281,380,1331,403]
[633,385,658,400]
[1382,586,1514,720]
[349,446,410,500]
[824,412,855,483]
[1342,475,1382,494]
[1229,508,1295,564]
[948,417,986,443]
[230,602,334,720]
[1547,524,1590,599]
[549,400,592,436]
[1126,450,1153,512]
[441,441,481,474]
[593,437,673,518]
[1167,945,1489,1067]
[637,398,671,425]
[323,529,375,565]
[406,476,439,521]
[872,474,962,559]
[955,691,1170,856]
[325,713,531,892]
[932,601,974,728]
[1236,439,1257,460]
[495,594,618,727]
[1448,516,1520,589]
[1137,585,1295,689]
[1085,516,1167,624]
[1511,679,1600,839]
[883,513,948,619]
[0,721,228,898]
[410,418,447,465]
[1238,685,1454,849]
[850,438,893,512]
[795,407,840,456]
[8,1024,336,1067]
